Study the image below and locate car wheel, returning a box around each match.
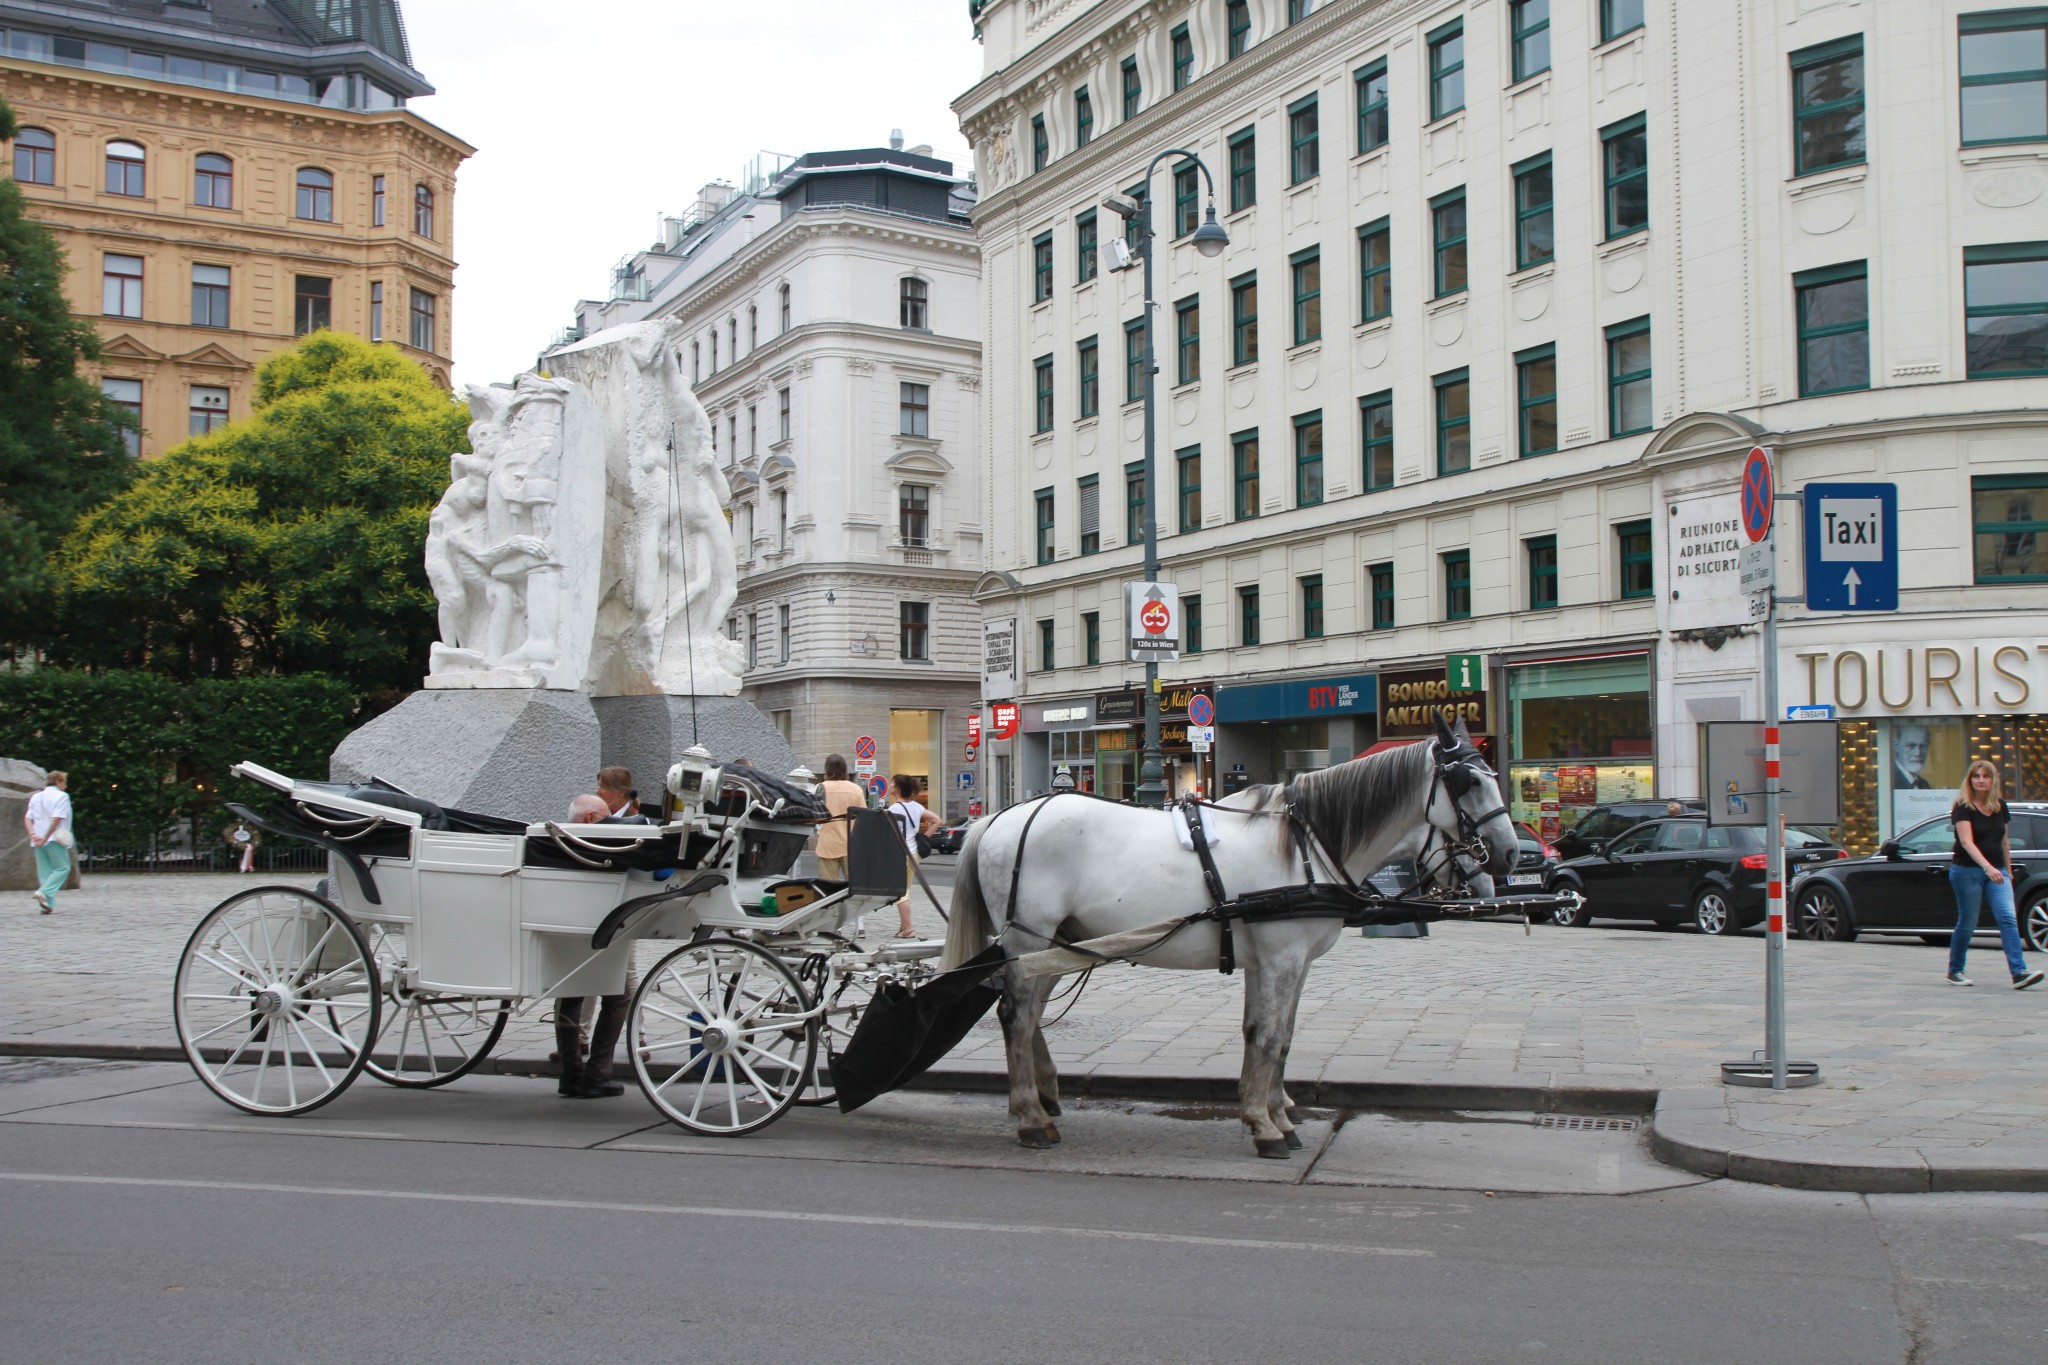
[1693,888,1738,937]
[2025,895,2048,955]
[1551,879,1593,928]
[1793,886,1858,942]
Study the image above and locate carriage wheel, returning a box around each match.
[354,922,510,1088]
[629,938,816,1136]
[793,969,877,1108]
[173,885,380,1117]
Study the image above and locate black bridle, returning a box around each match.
[1413,738,1512,892]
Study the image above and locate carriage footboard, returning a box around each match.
[590,872,729,949]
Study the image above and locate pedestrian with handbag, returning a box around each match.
[25,770,73,915]
[1946,759,2043,990]
[886,772,938,939]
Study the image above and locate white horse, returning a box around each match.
[941,718,1518,1157]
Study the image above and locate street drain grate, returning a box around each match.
[1533,1115,1640,1133]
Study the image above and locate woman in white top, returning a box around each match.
[886,772,939,939]
[25,770,73,915]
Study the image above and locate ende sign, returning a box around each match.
[1667,492,1764,631]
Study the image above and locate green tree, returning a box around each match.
[53,331,470,695]
[0,96,135,643]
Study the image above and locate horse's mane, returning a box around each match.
[1237,741,1433,862]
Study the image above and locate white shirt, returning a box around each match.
[26,786,71,841]
[888,799,929,854]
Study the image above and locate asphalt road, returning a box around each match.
[5,1060,2046,1364]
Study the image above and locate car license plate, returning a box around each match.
[1507,873,1542,887]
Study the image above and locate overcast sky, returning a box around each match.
[400,0,987,390]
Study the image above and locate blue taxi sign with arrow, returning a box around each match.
[1803,482,1897,612]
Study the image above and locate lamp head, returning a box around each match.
[1192,203,1229,258]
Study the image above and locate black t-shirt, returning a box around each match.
[1951,801,2010,867]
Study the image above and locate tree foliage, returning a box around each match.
[0,95,135,641]
[52,330,470,695]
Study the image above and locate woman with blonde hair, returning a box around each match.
[1946,759,2042,989]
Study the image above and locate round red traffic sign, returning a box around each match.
[1741,447,1774,544]
[1187,693,1214,727]
[1139,600,1171,635]
[854,735,876,761]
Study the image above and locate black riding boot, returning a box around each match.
[554,1003,587,1097]
[574,993,629,1098]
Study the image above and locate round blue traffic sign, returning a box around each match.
[1741,447,1774,544]
[1188,693,1214,727]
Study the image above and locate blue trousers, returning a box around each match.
[34,843,71,909]
[1946,864,2028,978]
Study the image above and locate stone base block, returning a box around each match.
[592,695,799,795]
[0,758,48,891]
[329,690,601,823]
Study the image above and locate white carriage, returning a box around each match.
[171,751,936,1135]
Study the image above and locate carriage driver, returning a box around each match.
[551,768,645,1099]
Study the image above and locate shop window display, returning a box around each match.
[1506,655,1653,839]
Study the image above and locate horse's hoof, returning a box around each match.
[1044,1121,1061,1144]
[1254,1138,1294,1160]
[1040,1097,1062,1117]
[1285,1106,1305,1125]
[1283,1129,1304,1150]
[1017,1127,1054,1150]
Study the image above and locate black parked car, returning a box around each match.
[1549,800,1705,861]
[1549,816,1845,934]
[928,818,975,855]
[1790,802,2048,950]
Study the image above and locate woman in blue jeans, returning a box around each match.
[1947,759,2043,990]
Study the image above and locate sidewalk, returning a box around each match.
[5,873,2045,1191]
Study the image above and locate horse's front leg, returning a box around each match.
[1030,1021,1061,1117]
[1239,962,1291,1158]
[998,970,1060,1148]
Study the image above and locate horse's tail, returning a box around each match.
[940,817,996,970]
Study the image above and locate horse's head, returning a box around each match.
[1425,715,1517,880]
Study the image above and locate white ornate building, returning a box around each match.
[957,0,2048,851]
[549,144,985,811]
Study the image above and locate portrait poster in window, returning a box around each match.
[1885,717,1966,831]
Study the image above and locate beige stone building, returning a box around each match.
[1,0,469,456]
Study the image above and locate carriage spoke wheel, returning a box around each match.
[794,969,878,1108]
[355,923,510,1088]
[631,938,816,1136]
[173,885,379,1117]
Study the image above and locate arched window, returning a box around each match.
[13,127,55,185]
[900,276,929,329]
[779,283,791,333]
[413,183,434,238]
[193,153,233,208]
[105,140,145,196]
[296,167,334,221]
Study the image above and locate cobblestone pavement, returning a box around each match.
[5,870,2045,1183]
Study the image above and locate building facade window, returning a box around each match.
[1033,232,1053,302]
[1126,461,1146,545]
[372,174,385,226]
[1793,36,1865,175]
[1125,318,1146,401]
[1233,429,1261,520]
[102,377,142,456]
[773,489,788,551]
[1174,160,1200,236]
[1291,247,1321,343]
[1231,272,1258,365]
[193,152,232,208]
[1078,335,1100,418]
[1433,188,1468,296]
[1517,344,1558,456]
[1370,562,1395,629]
[778,387,791,441]
[1603,114,1649,238]
[409,288,436,353]
[1184,594,1204,652]
[1238,585,1261,647]
[1075,85,1094,146]
[1289,95,1320,183]
[1288,0,1313,23]
[900,602,930,661]
[1429,21,1466,120]
[1294,410,1324,507]
[1228,0,1251,58]
[1175,296,1200,384]
[1973,475,2047,582]
[1034,354,1055,431]
[189,384,229,436]
[1039,618,1057,671]
[1435,368,1471,475]
[899,382,930,436]
[1961,10,2048,147]
[102,253,142,317]
[1031,115,1048,173]
[779,283,791,332]
[1300,575,1324,638]
[13,126,55,184]
[1618,520,1654,599]
[1795,262,1871,395]
[901,276,928,329]
[191,263,230,328]
[104,140,144,196]
[778,603,791,662]
[296,166,333,221]
[1036,488,1056,564]
[413,183,434,238]
[1603,0,1645,43]
[749,305,758,349]
[1607,316,1653,434]
[1076,210,1098,283]
[1360,390,1394,492]
[1227,125,1256,213]
[1122,56,1142,119]
[1356,59,1389,153]
[1178,446,1202,531]
[1359,218,1392,320]
[1964,242,2048,377]
[1512,0,1551,82]
[1172,24,1194,91]
[899,483,930,546]
[1123,181,1147,248]
[370,281,384,341]
[1082,611,1101,666]
[1444,550,1472,620]
[1078,474,1101,554]
[1527,535,1559,610]
[1514,153,1554,269]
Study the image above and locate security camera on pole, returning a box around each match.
[1103,149,1229,808]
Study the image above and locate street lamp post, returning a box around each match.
[1107,150,1228,809]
